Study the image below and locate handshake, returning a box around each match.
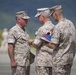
[40,33,52,43]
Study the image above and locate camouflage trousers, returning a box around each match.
[52,64,72,75]
[36,66,52,75]
[11,66,30,75]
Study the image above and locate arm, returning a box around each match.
[32,42,40,49]
[46,43,57,49]
[32,38,42,49]
[8,43,17,67]
[28,39,40,49]
[46,26,60,49]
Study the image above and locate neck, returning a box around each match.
[17,23,24,28]
[44,18,50,24]
[58,14,64,22]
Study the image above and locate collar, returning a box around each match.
[59,18,66,22]
[44,21,52,26]
[16,24,25,32]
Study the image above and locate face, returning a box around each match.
[38,15,44,24]
[17,17,28,28]
[52,12,58,22]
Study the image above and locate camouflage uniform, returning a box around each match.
[51,18,76,75]
[34,21,54,75]
[8,24,30,75]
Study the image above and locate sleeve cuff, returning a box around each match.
[51,38,59,44]
[8,39,15,43]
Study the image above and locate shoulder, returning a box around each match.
[8,25,19,36]
[37,26,44,32]
[45,21,54,26]
[9,25,18,33]
[35,26,43,36]
[62,18,75,29]
[48,22,55,29]
[45,21,55,30]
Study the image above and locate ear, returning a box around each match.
[54,12,57,18]
[17,17,21,21]
[42,15,45,20]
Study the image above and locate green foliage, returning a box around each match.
[30,35,35,39]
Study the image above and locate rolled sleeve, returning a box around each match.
[51,38,59,44]
[33,38,42,46]
[8,38,15,44]
[8,30,15,44]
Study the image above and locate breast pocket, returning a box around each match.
[17,33,28,43]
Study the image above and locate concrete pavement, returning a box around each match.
[0,53,76,75]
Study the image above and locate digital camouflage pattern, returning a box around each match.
[36,66,52,75]
[51,18,76,75]
[34,21,54,67]
[12,66,30,75]
[34,21,54,75]
[8,24,30,66]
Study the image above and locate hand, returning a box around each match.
[28,39,34,45]
[42,40,48,46]
[11,60,17,68]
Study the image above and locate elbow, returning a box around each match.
[52,45,57,49]
[51,44,57,49]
